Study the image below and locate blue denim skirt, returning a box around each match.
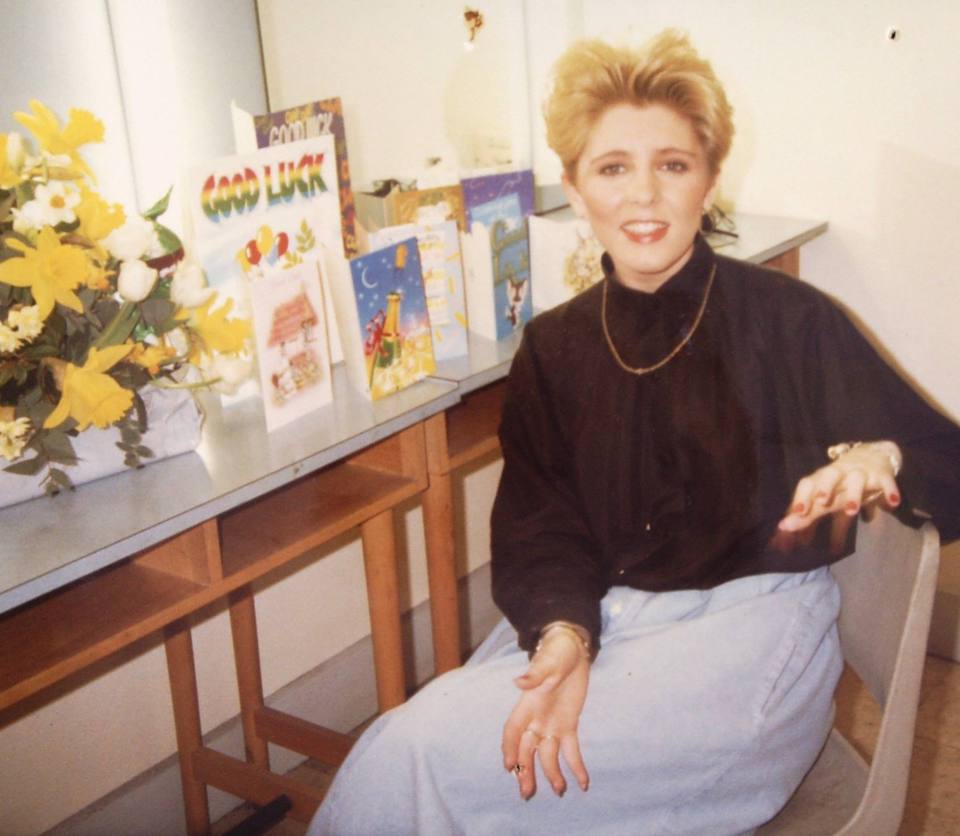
[310,567,842,836]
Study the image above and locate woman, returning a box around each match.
[311,31,960,835]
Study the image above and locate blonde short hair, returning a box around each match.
[544,30,734,177]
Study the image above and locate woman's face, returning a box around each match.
[563,102,717,292]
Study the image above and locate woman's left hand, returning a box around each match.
[778,441,902,533]
[501,628,591,801]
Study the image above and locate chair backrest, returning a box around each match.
[830,513,940,834]
[831,514,939,705]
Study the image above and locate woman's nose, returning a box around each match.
[628,169,657,205]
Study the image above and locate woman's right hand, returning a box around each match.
[501,628,591,800]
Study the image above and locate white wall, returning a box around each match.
[571,0,960,419]
[257,0,531,185]
[0,0,138,210]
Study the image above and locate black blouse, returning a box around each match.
[491,235,960,653]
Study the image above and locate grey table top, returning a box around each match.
[0,367,459,614]
[0,212,826,615]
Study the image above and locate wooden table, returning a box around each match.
[0,212,826,834]
[0,368,460,832]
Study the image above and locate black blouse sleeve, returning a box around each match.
[490,324,607,653]
[800,292,960,542]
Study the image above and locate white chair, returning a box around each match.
[758,513,940,835]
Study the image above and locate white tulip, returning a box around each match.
[206,354,253,395]
[104,214,160,261]
[170,262,214,308]
[117,259,158,302]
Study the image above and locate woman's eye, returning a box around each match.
[599,162,626,176]
[661,160,689,173]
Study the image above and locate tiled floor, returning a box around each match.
[213,654,960,835]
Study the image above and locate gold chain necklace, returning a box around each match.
[601,263,716,376]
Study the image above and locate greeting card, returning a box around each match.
[528,215,604,312]
[461,192,532,340]
[232,97,358,257]
[326,239,436,400]
[368,221,468,362]
[249,260,333,431]
[461,169,535,222]
[182,135,344,363]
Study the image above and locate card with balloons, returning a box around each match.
[181,134,345,364]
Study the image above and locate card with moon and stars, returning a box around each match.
[367,221,468,363]
[348,238,436,400]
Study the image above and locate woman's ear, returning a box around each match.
[561,171,587,219]
[703,175,720,213]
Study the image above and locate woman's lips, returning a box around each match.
[621,220,668,244]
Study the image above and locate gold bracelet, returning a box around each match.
[827,440,902,476]
[535,621,592,660]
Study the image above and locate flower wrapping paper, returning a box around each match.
[0,387,203,509]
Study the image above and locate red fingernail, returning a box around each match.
[793,502,806,514]
[889,493,901,506]
[846,501,859,514]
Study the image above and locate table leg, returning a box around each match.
[361,510,406,711]
[422,476,462,674]
[229,586,270,769]
[164,619,210,836]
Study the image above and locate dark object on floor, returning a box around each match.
[223,794,293,836]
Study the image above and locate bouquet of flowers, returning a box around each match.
[0,101,251,495]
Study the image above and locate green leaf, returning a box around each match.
[110,363,150,391]
[133,391,148,431]
[40,430,79,465]
[0,190,13,224]
[4,455,47,476]
[142,187,173,220]
[92,297,120,330]
[296,219,316,252]
[135,445,155,458]
[92,300,139,348]
[20,343,59,360]
[154,223,182,254]
[48,468,75,489]
[139,298,176,329]
[120,425,140,444]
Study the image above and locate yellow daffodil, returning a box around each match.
[176,296,251,362]
[84,262,111,291]
[75,186,125,243]
[0,227,90,319]
[43,344,134,431]
[14,101,104,183]
[129,341,174,375]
